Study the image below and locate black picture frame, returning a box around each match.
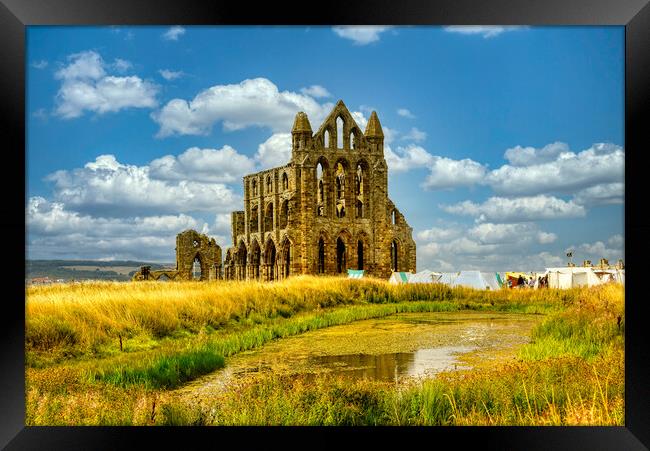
[3,0,649,449]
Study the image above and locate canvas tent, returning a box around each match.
[389,272,411,284]
[436,271,501,290]
[544,267,606,288]
[438,272,460,286]
[347,269,364,279]
[592,269,625,285]
[408,269,442,284]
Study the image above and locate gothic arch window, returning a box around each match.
[237,241,247,281]
[336,237,346,273]
[192,255,202,280]
[335,162,346,218]
[265,240,277,281]
[355,162,366,218]
[391,240,399,272]
[267,176,272,194]
[316,160,327,217]
[250,240,261,280]
[279,200,289,229]
[265,203,274,233]
[324,129,330,148]
[336,116,344,149]
[349,131,355,150]
[282,172,289,190]
[252,179,257,196]
[318,238,326,274]
[391,209,397,225]
[250,205,259,232]
[282,240,291,279]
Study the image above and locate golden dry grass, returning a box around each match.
[24,277,624,426]
[26,275,577,361]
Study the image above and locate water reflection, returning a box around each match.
[303,346,474,382]
[175,312,538,399]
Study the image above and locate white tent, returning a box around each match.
[544,267,606,288]
[481,272,502,290]
[408,269,442,284]
[389,272,411,284]
[435,270,501,290]
[438,272,460,286]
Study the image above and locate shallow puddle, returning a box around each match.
[174,311,540,400]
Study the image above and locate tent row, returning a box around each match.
[543,267,625,289]
[389,270,503,290]
[349,267,624,290]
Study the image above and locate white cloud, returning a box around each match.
[332,26,393,45]
[537,231,558,244]
[416,226,463,243]
[568,236,624,263]
[45,154,240,217]
[467,222,540,245]
[300,85,331,98]
[573,182,624,206]
[382,141,624,203]
[608,234,623,248]
[152,77,333,137]
[402,127,427,142]
[486,143,624,196]
[444,26,526,38]
[162,26,185,41]
[422,156,487,190]
[385,144,435,172]
[149,146,256,184]
[503,141,570,167]
[256,133,292,169]
[415,220,565,272]
[209,213,233,248]
[159,69,184,81]
[54,50,158,119]
[26,196,209,261]
[31,60,48,69]
[441,195,586,223]
[112,58,132,72]
[350,111,368,130]
[397,108,415,119]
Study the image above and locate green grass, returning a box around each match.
[86,300,474,389]
[152,284,624,426]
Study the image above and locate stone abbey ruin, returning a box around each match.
[133,229,222,281]
[225,100,415,280]
[135,100,416,282]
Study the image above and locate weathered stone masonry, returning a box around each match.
[223,100,416,281]
[133,229,222,281]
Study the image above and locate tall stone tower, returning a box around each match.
[223,100,416,280]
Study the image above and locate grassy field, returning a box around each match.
[25,276,623,426]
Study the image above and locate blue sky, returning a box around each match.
[26,25,625,271]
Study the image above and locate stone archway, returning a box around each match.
[174,229,222,281]
[264,239,277,281]
[336,237,347,274]
[278,238,291,280]
[192,254,202,280]
[391,239,399,272]
[249,240,261,280]
[237,240,248,280]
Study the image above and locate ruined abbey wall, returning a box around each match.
[223,100,416,281]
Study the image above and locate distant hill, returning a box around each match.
[26,260,174,282]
